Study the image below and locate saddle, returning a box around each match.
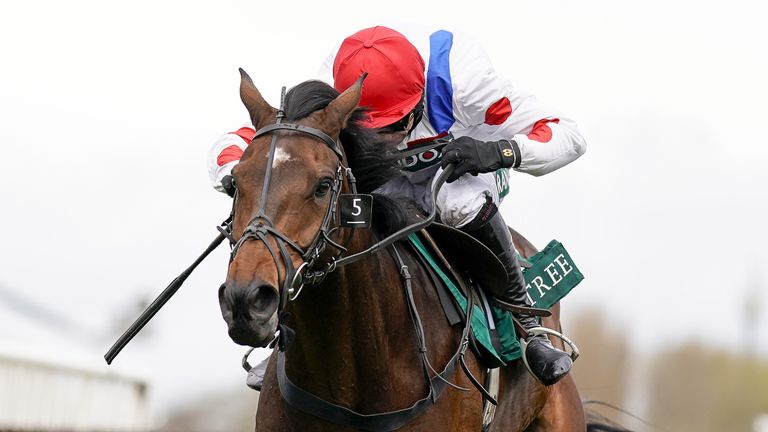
[409,223,584,367]
[407,223,528,369]
[424,222,509,291]
[422,222,544,280]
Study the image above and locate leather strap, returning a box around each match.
[491,298,552,317]
[254,123,343,160]
[419,230,498,405]
[277,349,461,432]
[408,237,462,326]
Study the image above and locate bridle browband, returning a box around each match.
[255,123,344,159]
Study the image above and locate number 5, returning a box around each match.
[352,198,362,216]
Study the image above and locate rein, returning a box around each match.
[223,100,487,430]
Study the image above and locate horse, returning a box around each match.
[217,68,588,431]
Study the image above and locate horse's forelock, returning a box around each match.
[284,80,340,121]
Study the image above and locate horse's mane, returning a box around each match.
[283,80,421,237]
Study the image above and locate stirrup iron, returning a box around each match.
[519,326,580,382]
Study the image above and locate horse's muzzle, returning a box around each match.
[218,281,279,347]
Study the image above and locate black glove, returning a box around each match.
[440,136,520,183]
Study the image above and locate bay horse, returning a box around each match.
[218,69,586,431]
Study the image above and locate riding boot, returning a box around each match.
[461,206,573,386]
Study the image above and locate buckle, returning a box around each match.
[287,262,309,301]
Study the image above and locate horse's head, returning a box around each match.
[219,69,363,347]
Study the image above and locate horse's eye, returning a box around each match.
[314,180,333,198]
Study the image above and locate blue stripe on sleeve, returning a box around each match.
[427,30,455,134]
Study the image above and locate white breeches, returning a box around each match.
[433,168,509,228]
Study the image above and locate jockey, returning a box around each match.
[208,25,586,386]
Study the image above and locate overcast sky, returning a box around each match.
[2,0,767,418]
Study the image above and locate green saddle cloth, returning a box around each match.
[407,234,584,367]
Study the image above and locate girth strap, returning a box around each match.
[276,349,461,432]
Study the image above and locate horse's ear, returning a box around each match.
[239,68,277,129]
[322,72,367,137]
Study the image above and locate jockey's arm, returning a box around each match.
[449,33,587,177]
[207,50,339,196]
[208,124,254,193]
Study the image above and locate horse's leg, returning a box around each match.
[490,360,549,431]
[523,375,584,432]
[524,302,586,432]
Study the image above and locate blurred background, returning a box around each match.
[1,0,767,431]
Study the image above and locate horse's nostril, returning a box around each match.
[219,281,278,347]
[250,285,278,319]
[220,281,278,323]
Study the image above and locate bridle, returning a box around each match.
[222,94,355,347]
[221,89,453,336]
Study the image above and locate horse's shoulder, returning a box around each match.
[510,227,539,260]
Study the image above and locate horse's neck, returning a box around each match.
[284,229,433,405]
